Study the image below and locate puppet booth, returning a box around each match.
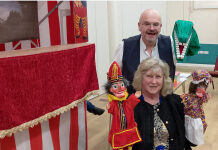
[0,1,97,150]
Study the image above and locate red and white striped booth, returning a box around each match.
[0,1,80,51]
[0,1,97,150]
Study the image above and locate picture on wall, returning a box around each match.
[73,0,88,43]
[0,1,39,44]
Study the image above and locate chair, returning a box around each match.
[209,56,218,76]
[215,56,218,71]
[209,56,218,89]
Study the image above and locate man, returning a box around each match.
[114,9,176,94]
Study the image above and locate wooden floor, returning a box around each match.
[87,67,218,150]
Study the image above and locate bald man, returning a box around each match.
[114,9,176,94]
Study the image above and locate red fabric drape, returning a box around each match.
[0,44,98,130]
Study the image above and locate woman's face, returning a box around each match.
[141,68,163,96]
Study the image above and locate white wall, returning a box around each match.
[87,1,110,94]
[87,1,167,94]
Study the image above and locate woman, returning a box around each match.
[132,57,191,150]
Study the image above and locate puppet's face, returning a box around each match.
[109,81,126,98]
[196,85,206,98]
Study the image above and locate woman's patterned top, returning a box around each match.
[153,103,169,150]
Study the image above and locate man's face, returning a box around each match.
[138,12,162,44]
[109,81,126,98]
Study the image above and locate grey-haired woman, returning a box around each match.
[132,57,193,150]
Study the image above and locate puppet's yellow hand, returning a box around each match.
[135,91,141,98]
[106,103,110,110]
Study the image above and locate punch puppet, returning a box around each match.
[105,61,142,150]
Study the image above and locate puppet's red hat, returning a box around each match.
[107,61,123,83]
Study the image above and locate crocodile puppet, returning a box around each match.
[172,20,200,60]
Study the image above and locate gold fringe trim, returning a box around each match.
[0,90,99,139]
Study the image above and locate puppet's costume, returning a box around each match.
[172,20,200,60]
[181,69,212,145]
[73,1,88,40]
[106,62,141,150]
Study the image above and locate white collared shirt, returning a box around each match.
[113,36,176,69]
[139,37,159,63]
